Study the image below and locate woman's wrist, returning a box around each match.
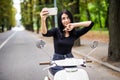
[41,17,47,22]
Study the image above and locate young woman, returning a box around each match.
[40,8,94,75]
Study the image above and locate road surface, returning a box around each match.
[0,29,120,80]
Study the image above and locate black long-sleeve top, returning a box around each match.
[43,22,94,55]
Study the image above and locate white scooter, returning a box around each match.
[36,39,98,80]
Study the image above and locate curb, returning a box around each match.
[73,50,120,72]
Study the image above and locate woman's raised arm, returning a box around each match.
[40,8,49,34]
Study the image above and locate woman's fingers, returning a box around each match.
[67,24,74,31]
[40,8,49,17]
[63,24,74,31]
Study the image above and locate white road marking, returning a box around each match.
[0,31,17,50]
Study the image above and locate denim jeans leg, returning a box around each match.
[49,53,74,75]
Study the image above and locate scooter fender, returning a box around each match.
[54,68,89,80]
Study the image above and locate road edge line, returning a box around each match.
[0,31,17,50]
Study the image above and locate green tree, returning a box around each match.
[0,0,16,32]
[21,0,34,31]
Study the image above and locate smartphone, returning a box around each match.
[47,7,58,16]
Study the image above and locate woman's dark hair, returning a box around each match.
[57,9,75,37]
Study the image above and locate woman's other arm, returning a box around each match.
[64,21,94,31]
[72,21,93,27]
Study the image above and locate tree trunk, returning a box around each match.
[30,0,34,32]
[105,0,109,28]
[85,0,91,20]
[1,24,4,32]
[108,0,120,61]
[70,0,81,46]
[37,17,40,34]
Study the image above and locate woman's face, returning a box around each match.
[61,13,71,28]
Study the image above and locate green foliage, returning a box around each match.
[20,0,109,32]
[86,0,108,30]
[0,0,109,32]
[0,0,16,31]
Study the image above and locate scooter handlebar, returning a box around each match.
[86,60,92,63]
[39,62,51,65]
[39,58,92,66]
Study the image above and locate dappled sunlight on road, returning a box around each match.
[12,26,25,31]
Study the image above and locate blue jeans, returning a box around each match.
[49,53,74,75]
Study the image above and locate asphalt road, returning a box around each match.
[0,29,120,80]
[0,30,50,80]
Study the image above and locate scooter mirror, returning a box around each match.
[36,39,46,49]
[90,41,98,49]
